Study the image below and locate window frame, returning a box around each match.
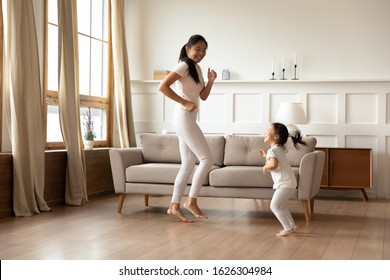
[44,0,113,150]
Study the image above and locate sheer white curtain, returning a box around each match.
[57,0,87,206]
[110,0,136,148]
[3,0,50,216]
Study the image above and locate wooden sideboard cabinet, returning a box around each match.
[315,148,372,202]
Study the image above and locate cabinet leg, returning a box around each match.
[359,189,368,202]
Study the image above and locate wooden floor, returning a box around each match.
[1,194,389,260]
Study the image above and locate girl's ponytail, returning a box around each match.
[290,130,307,148]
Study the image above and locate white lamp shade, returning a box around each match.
[275,102,307,124]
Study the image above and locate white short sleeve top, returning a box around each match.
[172,62,205,111]
[266,145,297,189]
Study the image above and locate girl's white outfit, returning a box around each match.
[171,62,213,203]
[266,145,297,230]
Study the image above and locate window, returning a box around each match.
[45,0,112,149]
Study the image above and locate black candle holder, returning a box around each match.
[270,72,276,80]
[280,68,287,80]
[292,64,299,80]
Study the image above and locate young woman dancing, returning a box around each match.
[159,35,217,222]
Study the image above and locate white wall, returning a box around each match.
[125,0,390,80]
[125,0,390,200]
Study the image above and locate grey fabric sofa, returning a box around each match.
[109,133,325,222]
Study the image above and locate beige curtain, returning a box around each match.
[110,0,136,148]
[3,0,50,216]
[57,0,87,206]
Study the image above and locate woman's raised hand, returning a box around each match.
[208,68,217,82]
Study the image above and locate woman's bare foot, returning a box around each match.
[276,226,297,237]
[184,197,208,219]
[167,203,193,223]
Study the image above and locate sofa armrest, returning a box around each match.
[297,150,325,200]
[109,148,144,193]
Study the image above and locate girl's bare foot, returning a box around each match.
[276,226,297,237]
[167,203,193,223]
[184,198,208,219]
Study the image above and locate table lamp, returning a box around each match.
[275,102,307,135]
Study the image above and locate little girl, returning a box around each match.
[259,122,306,237]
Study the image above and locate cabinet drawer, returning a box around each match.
[329,149,372,188]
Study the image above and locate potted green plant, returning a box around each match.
[82,107,96,150]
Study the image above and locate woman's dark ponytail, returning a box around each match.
[178,34,208,84]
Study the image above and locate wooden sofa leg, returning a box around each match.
[144,194,149,206]
[310,198,315,214]
[118,194,126,213]
[301,200,312,222]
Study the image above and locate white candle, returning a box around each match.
[282,57,285,69]
[272,61,274,73]
[294,53,298,65]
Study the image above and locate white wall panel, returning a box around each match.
[313,135,337,148]
[269,94,301,122]
[131,80,390,199]
[199,94,227,123]
[345,135,377,149]
[233,94,262,123]
[163,97,175,122]
[346,93,378,124]
[308,94,337,124]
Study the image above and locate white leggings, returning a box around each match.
[171,109,213,203]
[270,188,296,230]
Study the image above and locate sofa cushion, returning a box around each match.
[209,166,299,187]
[126,163,221,185]
[285,137,317,167]
[209,166,273,187]
[205,135,226,166]
[223,135,269,166]
[141,133,180,163]
[140,133,226,166]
